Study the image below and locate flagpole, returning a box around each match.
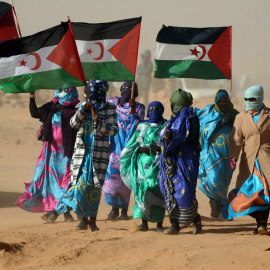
[130,18,142,115]
[67,16,94,115]
[9,0,22,38]
[229,79,232,100]
[130,81,136,114]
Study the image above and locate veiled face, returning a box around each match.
[217,96,228,111]
[57,89,69,98]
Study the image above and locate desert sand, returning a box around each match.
[0,88,269,270]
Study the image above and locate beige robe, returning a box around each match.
[229,106,270,189]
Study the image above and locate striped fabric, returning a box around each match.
[70,101,118,187]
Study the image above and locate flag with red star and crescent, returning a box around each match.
[0,2,18,42]
[71,17,142,81]
[154,25,232,80]
[0,21,86,93]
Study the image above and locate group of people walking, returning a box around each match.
[16,82,270,235]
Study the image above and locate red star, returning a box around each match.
[189,47,200,57]
[20,59,27,66]
[87,48,93,55]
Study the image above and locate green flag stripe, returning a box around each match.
[0,69,85,93]
[154,59,228,80]
[82,61,135,81]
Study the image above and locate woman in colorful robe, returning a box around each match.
[159,89,202,235]
[56,80,118,231]
[120,101,167,231]
[16,88,80,223]
[223,85,270,235]
[103,81,145,220]
[195,90,238,217]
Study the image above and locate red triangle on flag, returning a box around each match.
[208,26,232,79]
[47,27,85,82]
[108,22,141,75]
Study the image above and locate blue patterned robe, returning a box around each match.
[159,107,200,225]
[195,104,234,205]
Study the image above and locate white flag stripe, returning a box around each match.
[75,39,120,63]
[155,42,212,61]
[0,46,60,80]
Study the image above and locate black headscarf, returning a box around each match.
[119,81,138,106]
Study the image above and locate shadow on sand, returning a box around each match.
[0,191,21,208]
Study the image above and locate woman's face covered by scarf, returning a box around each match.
[214,89,236,116]
[120,81,138,106]
[84,80,109,104]
[170,89,193,114]
[52,88,79,106]
[147,101,164,124]
[215,90,229,111]
[244,85,264,112]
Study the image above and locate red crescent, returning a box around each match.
[27,52,41,70]
[198,45,206,60]
[93,42,104,60]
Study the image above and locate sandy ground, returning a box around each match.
[0,90,269,270]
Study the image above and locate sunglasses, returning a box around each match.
[244,98,257,102]
[120,86,132,92]
[59,89,69,93]
[148,107,162,113]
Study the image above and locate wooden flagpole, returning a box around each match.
[130,19,141,115]
[10,0,22,38]
[131,81,135,99]
[130,81,136,115]
[229,79,232,100]
[67,16,94,115]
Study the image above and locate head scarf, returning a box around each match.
[170,89,193,114]
[244,85,264,112]
[119,81,138,106]
[39,88,80,158]
[51,88,79,106]
[84,80,109,104]
[214,89,235,116]
[146,101,164,124]
[215,90,228,103]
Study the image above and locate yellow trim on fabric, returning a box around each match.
[206,157,229,171]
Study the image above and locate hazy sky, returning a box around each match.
[2,0,270,95]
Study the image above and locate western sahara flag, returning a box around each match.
[0,21,86,93]
[72,17,141,81]
[0,2,18,42]
[154,25,232,80]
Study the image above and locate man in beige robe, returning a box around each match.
[227,85,270,235]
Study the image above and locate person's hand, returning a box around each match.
[150,144,161,154]
[229,158,237,170]
[129,99,136,115]
[92,113,100,126]
[84,102,92,112]
[139,147,150,155]
[29,91,35,99]
[164,129,174,140]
